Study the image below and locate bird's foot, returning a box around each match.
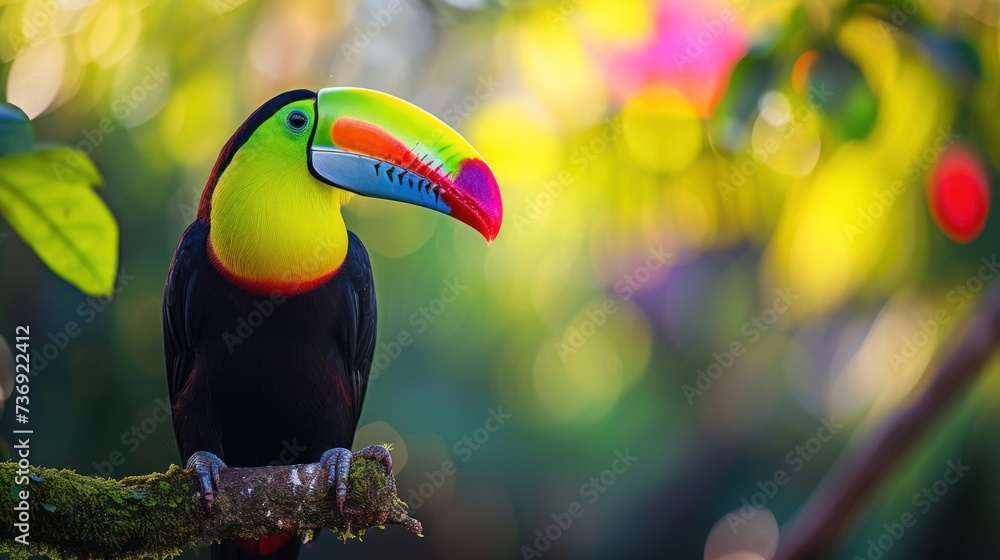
[319,445,395,513]
[354,444,395,492]
[186,451,227,512]
[319,447,354,514]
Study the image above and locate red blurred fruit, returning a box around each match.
[928,144,990,243]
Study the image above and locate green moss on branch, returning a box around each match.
[0,455,420,560]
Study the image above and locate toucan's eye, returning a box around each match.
[286,110,308,133]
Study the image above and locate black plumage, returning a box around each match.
[163,219,376,559]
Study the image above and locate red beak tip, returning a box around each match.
[452,158,502,245]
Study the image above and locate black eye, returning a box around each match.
[286,109,308,133]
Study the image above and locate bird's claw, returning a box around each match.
[320,445,395,513]
[354,444,395,492]
[319,447,353,514]
[186,451,227,512]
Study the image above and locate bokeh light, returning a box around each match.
[1,0,999,558]
[928,144,990,243]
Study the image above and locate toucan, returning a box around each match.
[162,88,502,560]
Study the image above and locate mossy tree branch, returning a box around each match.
[0,454,421,560]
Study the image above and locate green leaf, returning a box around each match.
[0,103,34,157]
[0,147,118,296]
[40,502,56,512]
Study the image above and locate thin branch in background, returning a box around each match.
[776,289,1000,559]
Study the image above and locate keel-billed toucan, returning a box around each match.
[163,88,502,560]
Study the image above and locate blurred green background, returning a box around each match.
[3,0,1000,558]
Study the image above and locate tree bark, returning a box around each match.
[0,454,421,560]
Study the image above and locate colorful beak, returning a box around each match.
[308,87,503,242]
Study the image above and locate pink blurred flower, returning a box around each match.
[599,0,748,116]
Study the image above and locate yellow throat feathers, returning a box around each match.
[207,140,354,294]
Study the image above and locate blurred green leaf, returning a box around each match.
[0,147,118,296]
[0,103,34,157]
[834,82,879,141]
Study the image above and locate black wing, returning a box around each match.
[344,231,377,428]
[163,219,207,404]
